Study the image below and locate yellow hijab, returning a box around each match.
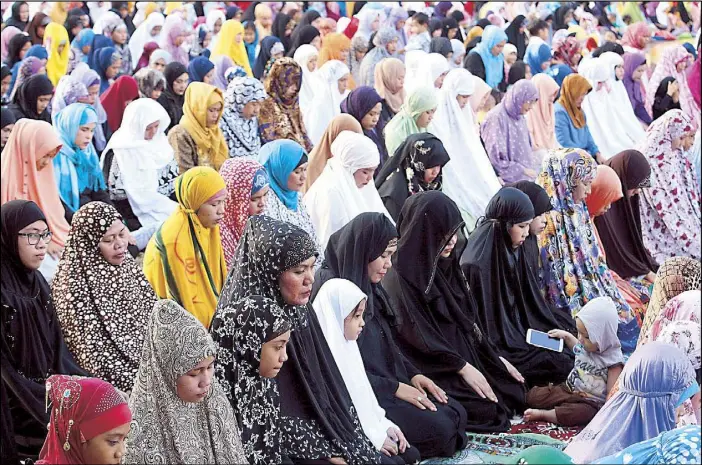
[44,23,70,86]
[164,2,184,15]
[143,166,227,329]
[49,2,68,24]
[179,82,229,171]
[211,20,253,76]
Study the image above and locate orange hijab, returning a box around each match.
[585,165,623,216]
[526,74,561,150]
[558,73,592,129]
[1,119,70,247]
[318,33,355,88]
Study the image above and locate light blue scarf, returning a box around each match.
[469,25,508,88]
[260,140,307,211]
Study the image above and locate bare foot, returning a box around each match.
[523,408,558,423]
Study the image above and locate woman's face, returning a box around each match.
[423,166,441,184]
[306,55,318,72]
[520,99,536,114]
[524,64,533,79]
[111,28,127,45]
[310,35,322,50]
[344,299,366,341]
[202,69,215,85]
[415,108,436,128]
[1,74,11,96]
[202,32,212,49]
[144,121,160,140]
[17,219,50,270]
[37,25,46,39]
[632,64,646,81]
[151,25,162,37]
[508,220,531,248]
[174,34,186,47]
[196,190,227,228]
[259,330,291,378]
[505,51,517,65]
[456,93,470,109]
[339,48,350,62]
[36,146,60,171]
[285,20,295,36]
[434,71,448,88]
[574,92,586,108]
[386,37,398,55]
[491,40,506,57]
[206,102,222,127]
[676,60,688,73]
[234,32,243,44]
[447,28,457,40]
[440,234,458,257]
[396,19,406,31]
[151,58,166,73]
[176,356,214,403]
[98,219,129,266]
[214,18,222,35]
[353,167,376,188]
[248,185,269,215]
[173,72,189,95]
[367,241,397,283]
[572,179,593,202]
[361,102,382,130]
[19,40,31,60]
[286,162,308,192]
[243,27,256,44]
[615,64,624,80]
[150,86,163,100]
[18,3,29,21]
[337,74,349,94]
[355,47,367,62]
[278,256,316,305]
[106,59,122,78]
[242,101,261,119]
[529,212,547,235]
[1,123,14,148]
[74,122,95,149]
[82,44,91,54]
[80,423,130,465]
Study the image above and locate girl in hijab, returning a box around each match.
[206,8,226,51]
[374,57,406,121]
[211,294,292,465]
[128,11,165,71]
[375,133,450,222]
[646,44,699,126]
[340,86,389,169]
[52,103,110,219]
[537,148,640,352]
[524,297,624,426]
[318,33,354,79]
[271,12,294,52]
[464,25,507,91]
[554,74,602,162]
[212,215,380,463]
[524,37,552,77]
[526,74,560,152]
[430,36,453,60]
[314,279,421,463]
[350,35,368,86]
[0,199,85,462]
[70,28,94,65]
[638,110,699,263]
[652,77,683,121]
[253,2,273,39]
[100,13,131,76]
[7,43,48,95]
[187,56,215,83]
[258,57,313,152]
[27,12,50,45]
[125,299,247,463]
[94,46,122,94]
[50,75,88,122]
[546,35,581,87]
[481,79,540,183]
[212,19,253,77]
[159,15,189,66]
[621,22,652,53]
[5,2,29,31]
[4,32,31,71]
[52,202,156,392]
[0,27,22,64]
[253,35,284,80]
[8,56,47,103]
[595,424,701,465]
[304,60,351,146]
[43,22,69,86]
[147,47,171,72]
[0,108,15,149]
[87,34,113,71]
[100,99,178,241]
[35,375,131,465]
[293,43,320,114]
[157,61,188,133]
[211,55,234,90]
[504,15,526,60]
[305,131,392,249]
[167,82,228,173]
[220,76,267,158]
[359,28,399,87]
[287,25,322,59]
[134,67,166,99]
[143,166,227,328]
[7,73,53,122]
[622,52,651,125]
[565,342,700,463]
[383,85,437,157]
[100,75,139,137]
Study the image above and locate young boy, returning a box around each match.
[405,12,431,53]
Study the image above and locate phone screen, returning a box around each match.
[527,330,562,352]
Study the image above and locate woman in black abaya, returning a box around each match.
[313,212,468,458]
[383,191,526,432]
[211,216,380,464]
[460,187,575,388]
[509,180,553,278]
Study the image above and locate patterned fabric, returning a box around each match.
[638,110,700,264]
[125,299,247,464]
[220,76,267,158]
[51,202,156,392]
[594,425,701,465]
[211,296,291,465]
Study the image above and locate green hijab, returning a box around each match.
[383,85,438,156]
[509,446,574,464]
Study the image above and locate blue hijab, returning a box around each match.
[52,103,106,213]
[260,139,307,210]
[469,25,508,88]
[71,29,95,61]
[243,20,259,69]
[95,46,119,94]
[526,42,552,75]
[187,56,215,82]
[87,34,114,70]
[594,425,701,464]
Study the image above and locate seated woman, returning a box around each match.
[645,44,697,126]
[463,25,507,92]
[305,131,392,249]
[143,166,227,329]
[35,375,132,465]
[52,103,111,222]
[622,52,651,126]
[375,133,450,222]
[219,157,269,269]
[554,74,603,163]
[638,110,699,263]
[125,299,247,463]
[383,85,437,156]
[595,425,701,465]
[652,77,682,121]
[157,62,188,134]
[461,187,575,386]
[314,279,421,464]
[211,295,292,465]
[509,181,553,278]
[167,82,229,173]
[538,148,640,353]
[101,98,178,250]
[7,74,54,122]
[481,79,540,183]
[51,202,156,393]
[340,86,390,170]
[292,43,319,114]
[0,200,86,463]
[213,215,381,463]
[211,19,253,76]
[373,57,406,122]
[1,119,70,281]
[220,76,267,158]
[565,342,699,463]
[384,191,527,430]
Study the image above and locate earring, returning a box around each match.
[63,419,74,451]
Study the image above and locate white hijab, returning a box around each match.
[304,59,350,146]
[312,278,397,450]
[304,131,393,248]
[100,99,177,227]
[129,12,166,71]
[581,53,646,160]
[206,9,226,52]
[404,50,450,94]
[430,69,501,221]
[293,44,320,117]
[576,297,624,368]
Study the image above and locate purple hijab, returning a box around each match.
[340,85,389,165]
[211,55,234,91]
[481,79,540,183]
[623,53,647,109]
[565,341,699,463]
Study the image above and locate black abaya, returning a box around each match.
[460,187,574,388]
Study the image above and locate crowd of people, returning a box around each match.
[1,1,701,464]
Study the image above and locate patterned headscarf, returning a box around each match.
[50,75,89,120]
[134,67,166,98]
[551,35,581,70]
[220,76,267,158]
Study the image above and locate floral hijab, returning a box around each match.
[220,76,267,158]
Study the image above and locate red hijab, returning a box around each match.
[100,76,139,132]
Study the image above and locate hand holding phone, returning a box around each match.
[526,329,564,352]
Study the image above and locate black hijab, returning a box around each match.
[510,181,552,274]
[241,1,260,22]
[597,150,658,278]
[5,2,28,31]
[157,62,187,133]
[376,133,451,222]
[450,10,466,42]
[430,36,453,58]
[8,74,53,122]
[652,77,681,120]
[552,6,573,31]
[254,36,282,79]
[504,15,527,59]
[65,14,84,43]
[286,25,320,57]
[271,12,294,52]
[5,33,31,67]
[429,18,442,36]
[440,17,459,38]
[507,60,528,85]
[591,41,625,57]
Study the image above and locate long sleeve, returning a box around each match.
[583,124,600,157]
[633,101,652,124]
[120,164,178,227]
[367,372,400,402]
[463,53,486,82]
[481,112,528,182]
[555,107,579,149]
[168,126,199,174]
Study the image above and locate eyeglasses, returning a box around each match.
[18,231,53,246]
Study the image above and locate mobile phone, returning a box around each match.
[526,329,564,352]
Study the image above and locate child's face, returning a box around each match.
[576,318,599,352]
[244,28,256,44]
[343,299,366,341]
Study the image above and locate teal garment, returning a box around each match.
[260,139,307,210]
[595,425,701,464]
[383,85,438,156]
[52,103,105,213]
[509,445,574,464]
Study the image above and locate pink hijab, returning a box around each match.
[1,26,21,62]
[526,74,560,150]
[646,45,699,127]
